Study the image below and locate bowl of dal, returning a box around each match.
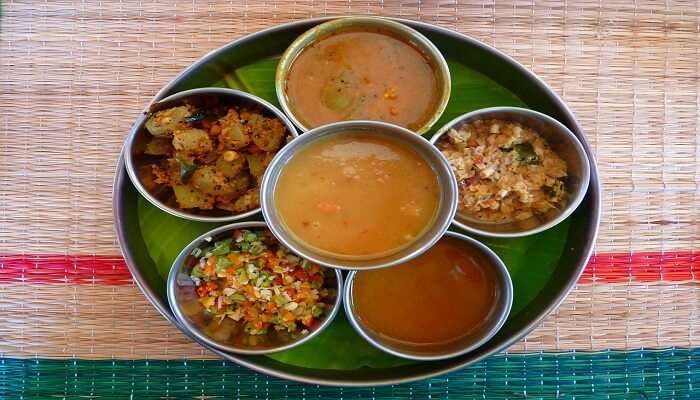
[344,231,513,360]
[260,120,458,270]
[275,16,451,134]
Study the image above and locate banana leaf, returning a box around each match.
[136,56,572,370]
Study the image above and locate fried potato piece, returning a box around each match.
[173,128,213,157]
[173,184,214,209]
[144,137,173,156]
[218,109,250,150]
[245,153,274,179]
[248,113,287,152]
[145,105,192,137]
[216,175,254,211]
[231,188,260,212]
[191,166,233,196]
[228,174,251,196]
[216,151,246,178]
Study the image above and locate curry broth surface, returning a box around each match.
[353,236,497,344]
[286,30,440,129]
[274,132,440,258]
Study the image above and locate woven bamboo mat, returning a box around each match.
[2,0,700,397]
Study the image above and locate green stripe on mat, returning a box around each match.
[1,348,698,399]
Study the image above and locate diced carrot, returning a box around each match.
[317,202,341,213]
[302,316,314,327]
[292,268,307,281]
[283,312,296,322]
[243,285,255,296]
[204,256,217,276]
[285,288,297,299]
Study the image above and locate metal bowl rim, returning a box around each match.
[343,230,514,361]
[112,16,602,387]
[259,119,458,270]
[274,16,452,134]
[166,220,344,355]
[123,87,299,223]
[429,106,591,238]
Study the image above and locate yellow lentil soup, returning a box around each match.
[274,131,440,259]
[285,29,440,130]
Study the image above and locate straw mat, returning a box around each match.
[2,0,700,397]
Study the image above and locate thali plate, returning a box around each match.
[113,17,601,386]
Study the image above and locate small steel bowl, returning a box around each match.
[260,120,458,270]
[431,107,591,238]
[167,221,343,355]
[343,231,513,361]
[124,87,298,223]
[275,16,451,134]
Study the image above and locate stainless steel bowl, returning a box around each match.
[167,221,343,355]
[124,87,298,223]
[343,231,513,360]
[275,16,451,134]
[260,120,458,270]
[430,107,591,238]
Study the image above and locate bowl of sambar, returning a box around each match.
[275,16,451,134]
[260,120,458,270]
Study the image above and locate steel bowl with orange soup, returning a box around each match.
[345,232,513,360]
[276,17,451,133]
[274,131,440,259]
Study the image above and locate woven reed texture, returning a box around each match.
[3,349,700,398]
[1,0,700,369]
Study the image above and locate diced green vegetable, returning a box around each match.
[321,70,357,112]
[210,239,232,256]
[190,266,206,279]
[216,257,232,273]
[515,142,540,165]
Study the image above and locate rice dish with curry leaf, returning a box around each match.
[437,118,568,223]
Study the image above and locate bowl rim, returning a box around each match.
[430,106,592,238]
[274,15,452,134]
[166,220,344,355]
[124,87,299,223]
[343,230,514,361]
[259,119,458,270]
[112,16,602,387]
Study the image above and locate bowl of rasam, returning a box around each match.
[344,231,513,360]
[260,120,458,270]
[276,16,451,134]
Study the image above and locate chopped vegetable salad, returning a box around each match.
[187,229,333,339]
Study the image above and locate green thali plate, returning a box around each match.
[113,17,601,386]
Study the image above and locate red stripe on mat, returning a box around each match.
[0,255,132,285]
[580,251,700,283]
[1,252,699,284]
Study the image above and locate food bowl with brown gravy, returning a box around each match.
[167,221,343,355]
[275,16,451,134]
[343,231,513,361]
[431,107,591,238]
[260,120,458,270]
[125,87,298,222]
